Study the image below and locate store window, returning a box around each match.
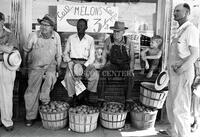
[32,0,158,70]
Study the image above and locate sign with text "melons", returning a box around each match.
[57,4,118,33]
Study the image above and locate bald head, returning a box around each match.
[174,3,190,24]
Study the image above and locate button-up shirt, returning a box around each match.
[23,30,62,69]
[175,21,199,59]
[63,33,95,67]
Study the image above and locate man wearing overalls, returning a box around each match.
[166,3,199,137]
[23,14,62,127]
[98,21,135,105]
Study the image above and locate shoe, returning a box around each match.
[159,130,170,136]
[0,121,3,127]
[4,125,14,132]
[25,119,34,127]
[191,122,199,132]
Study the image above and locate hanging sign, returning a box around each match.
[57,4,118,33]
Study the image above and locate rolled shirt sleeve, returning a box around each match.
[84,38,95,67]
[55,32,62,67]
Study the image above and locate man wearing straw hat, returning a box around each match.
[0,12,21,131]
[164,3,199,137]
[97,21,135,105]
[23,14,62,127]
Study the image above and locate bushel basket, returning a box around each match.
[100,102,127,129]
[130,110,158,130]
[39,108,68,130]
[69,111,99,133]
[140,82,168,109]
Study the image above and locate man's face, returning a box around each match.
[113,30,124,40]
[77,20,87,34]
[173,4,188,21]
[40,21,53,34]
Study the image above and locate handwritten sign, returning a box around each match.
[57,5,118,33]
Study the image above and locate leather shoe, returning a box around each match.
[25,119,34,127]
[4,125,14,132]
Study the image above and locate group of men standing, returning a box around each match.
[0,2,199,137]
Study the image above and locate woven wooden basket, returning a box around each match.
[100,102,127,129]
[130,110,158,130]
[69,111,99,133]
[39,109,68,130]
[140,82,168,109]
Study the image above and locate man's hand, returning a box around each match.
[129,69,134,77]
[0,45,13,53]
[67,61,74,75]
[85,64,96,79]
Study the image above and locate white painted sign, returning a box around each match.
[57,5,118,33]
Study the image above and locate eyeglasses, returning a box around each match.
[40,23,51,27]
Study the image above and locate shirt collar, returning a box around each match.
[38,30,55,39]
[75,33,87,40]
[177,21,191,32]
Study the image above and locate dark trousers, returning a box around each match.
[140,59,159,71]
[97,63,134,101]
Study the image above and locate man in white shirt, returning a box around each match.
[164,3,199,137]
[63,18,99,106]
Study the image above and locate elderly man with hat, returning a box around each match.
[97,21,135,105]
[0,12,21,131]
[23,14,62,127]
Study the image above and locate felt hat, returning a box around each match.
[110,21,128,31]
[155,70,169,91]
[3,50,22,71]
[37,14,55,27]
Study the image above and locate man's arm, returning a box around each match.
[129,41,135,72]
[55,33,62,70]
[0,32,17,53]
[176,46,199,74]
[146,50,162,59]
[63,37,71,63]
[101,38,110,66]
[84,38,95,67]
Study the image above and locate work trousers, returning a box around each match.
[0,62,16,127]
[24,69,56,120]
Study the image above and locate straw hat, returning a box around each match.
[110,21,128,31]
[3,50,22,71]
[154,70,169,91]
[73,63,83,77]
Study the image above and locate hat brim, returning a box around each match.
[110,27,128,31]
[37,18,55,27]
[155,70,169,91]
[3,50,22,71]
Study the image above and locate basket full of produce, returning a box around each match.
[100,102,127,129]
[68,105,99,133]
[39,101,70,130]
[140,82,168,109]
[128,101,158,130]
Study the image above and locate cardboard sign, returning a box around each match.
[57,4,118,33]
[75,80,86,96]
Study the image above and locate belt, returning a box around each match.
[71,58,87,61]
